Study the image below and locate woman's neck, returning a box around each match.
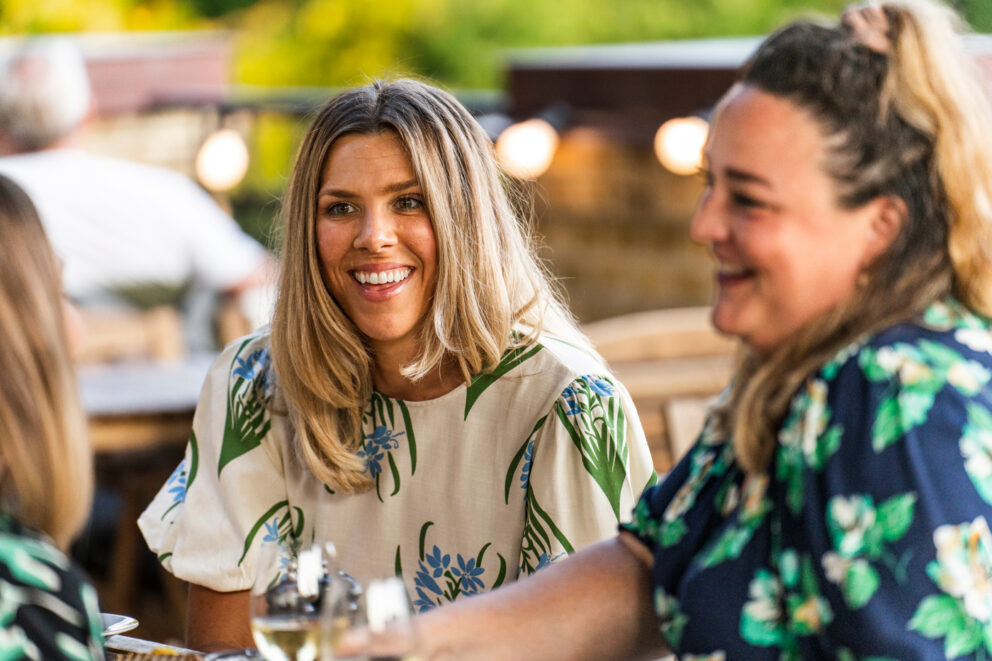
[372,352,463,401]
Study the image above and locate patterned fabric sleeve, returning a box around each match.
[138,336,292,592]
[780,323,992,659]
[0,522,105,661]
[518,374,656,576]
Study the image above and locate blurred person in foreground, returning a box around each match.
[137,78,656,652]
[0,38,275,351]
[0,173,104,659]
[382,1,992,658]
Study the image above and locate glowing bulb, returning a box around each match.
[495,118,560,180]
[654,116,709,176]
[196,128,250,192]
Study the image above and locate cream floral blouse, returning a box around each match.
[139,330,656,610]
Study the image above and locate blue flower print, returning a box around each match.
[233,347,270,381]
[413,586,437,613]
[561,385,582,415]
[165,461,187,505]
[414,561,444,597]
[581,374,615,397]
[535,551,566,571]
[426,545,451,577]
[519,439,535,490]
[261,517,280,545]
[357,425,405,478]
[452,555,485,594]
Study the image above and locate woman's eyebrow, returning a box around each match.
[725,167,772,188]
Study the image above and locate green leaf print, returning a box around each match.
[654,590,687,649]
[741,568,786,648]
[237,500,304,565]
[912,517,992,657]
[519,489,574,575]
[555,376,629,518]
[872,387,936,453]
[364,392,414,501]
[824,493,915,609]
[700,474,770,568]
[187,429,199,491]
[219,339,272,475]
[464,343,542,418]
[877,493,917,542]
[961,403,992,505]
[843,559,880,609]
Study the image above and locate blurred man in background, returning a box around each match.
[0,37,275,354]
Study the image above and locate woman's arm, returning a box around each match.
[187,585,253,653]
[417,533,668,661]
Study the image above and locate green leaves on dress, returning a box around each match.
[740,551,833,657]
[519,487,574,575]
[463,342,543,418]
[238,500,304,566]
[860,341,990,453]
[776,379,842,515]
[700,474,771,568]
[822,493,916,609]
[219,340,273,475]
[909,516,992,658]
[654,589,688,650]
[961,403,992,506]
[363,393,417,501]
[555,375,629,518]
[504,415,546,504]
[656,444,732,548]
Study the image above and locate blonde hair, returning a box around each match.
[271,79,589,492]
[0,175,92,548]
[718,0,992,473]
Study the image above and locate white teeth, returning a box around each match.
[354,268,412,285]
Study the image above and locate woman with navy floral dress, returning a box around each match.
[400,1,992,659]
[138,80,655,652]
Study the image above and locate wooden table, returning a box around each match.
[79,355,216,617]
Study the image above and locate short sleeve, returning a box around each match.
[138,335,290,592]
[782,328,992,658]
[518,374,656,576]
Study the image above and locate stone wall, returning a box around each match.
[532,127,714,323]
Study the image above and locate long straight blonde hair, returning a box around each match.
[717,0,992,474]
[271,79,589,493]
[0,175,92,548]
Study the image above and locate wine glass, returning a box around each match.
[364,577,421,661]
[249,541,328,661]
[321,571,368,661]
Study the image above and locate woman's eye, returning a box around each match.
[324,202,356,216]
[395,196,423,212]
[731,192,765,210]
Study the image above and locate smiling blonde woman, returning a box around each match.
[138,79,655,652]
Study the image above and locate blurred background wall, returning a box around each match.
[2,0,990,325]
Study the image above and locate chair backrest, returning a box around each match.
[75,305,186,364]
[584,306,736,473]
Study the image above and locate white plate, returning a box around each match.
[100,612,139,637]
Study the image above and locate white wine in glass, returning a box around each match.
[365,578,421,661]
[250,543,327,661]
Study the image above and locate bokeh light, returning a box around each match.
[654,116,709,176]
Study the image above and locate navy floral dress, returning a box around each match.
[623,299,992,660]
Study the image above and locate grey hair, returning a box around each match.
[0,38,91,152]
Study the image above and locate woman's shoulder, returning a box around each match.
[527,331,611,380]
[211,327,276,390]
[821,298,992,382]
[0,514,102,657]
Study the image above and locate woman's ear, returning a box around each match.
[862,195,907,266]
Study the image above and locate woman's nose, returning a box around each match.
[689,190,728,245]
[353,207,397,252]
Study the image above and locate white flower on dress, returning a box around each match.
[931,516,992,624]
[828,495,877,557]
[955,328,992,355]
[821,551,851,584]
